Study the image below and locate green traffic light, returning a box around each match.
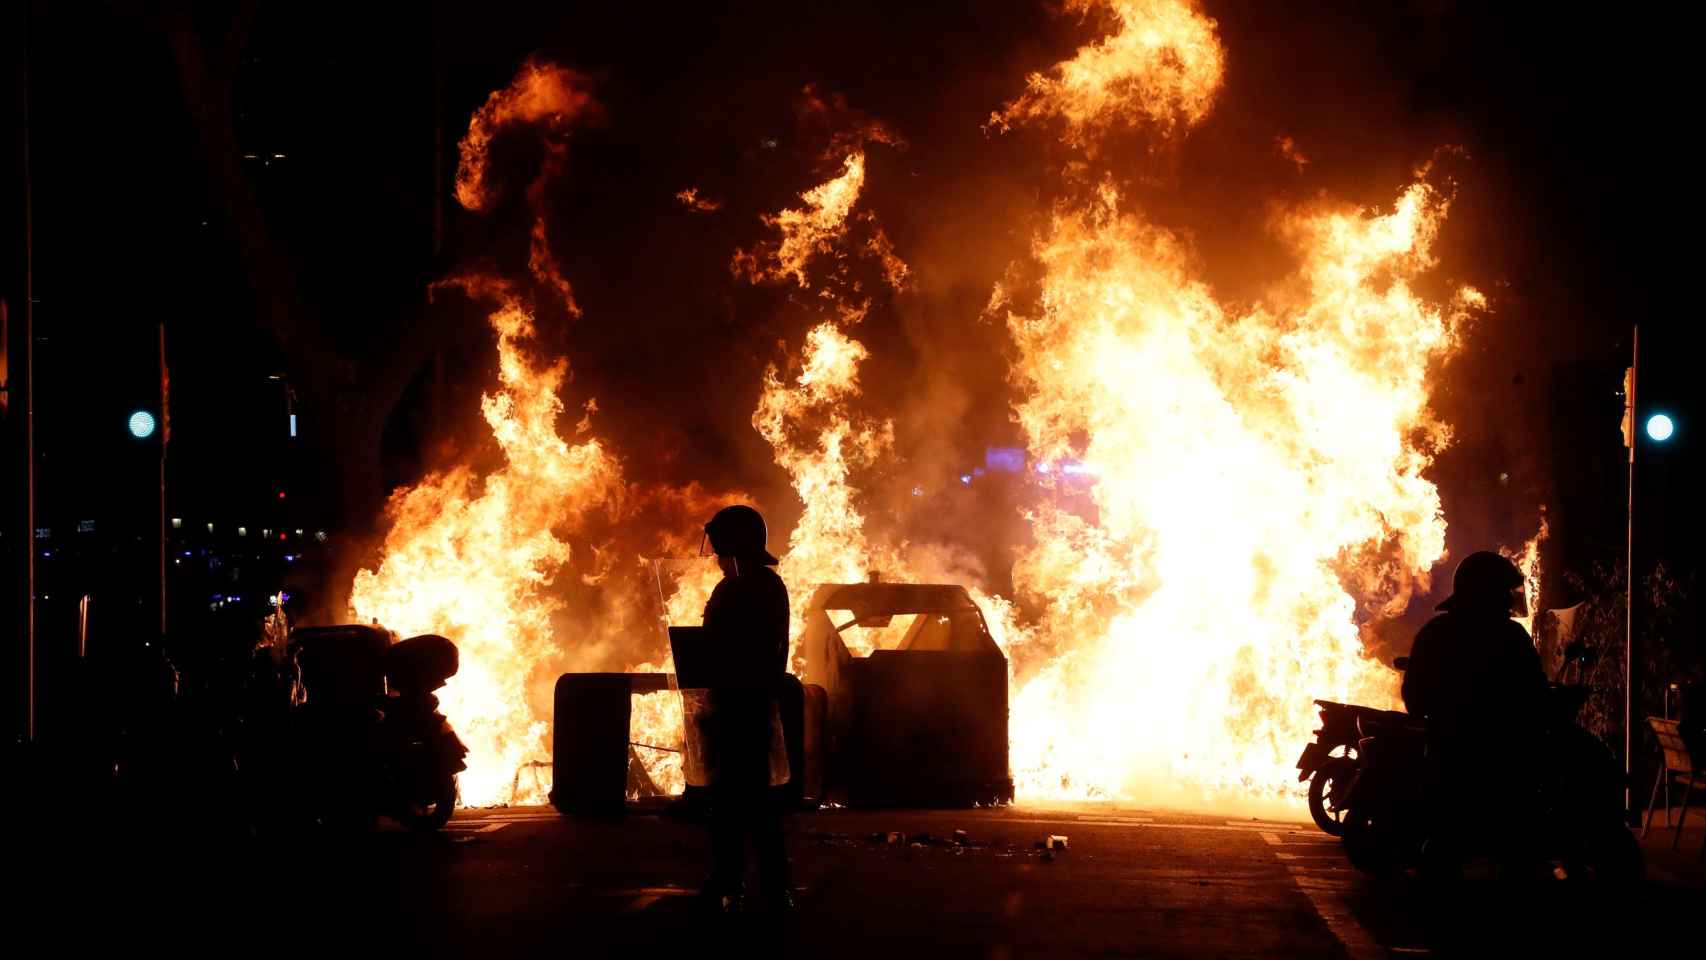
[1646,413,1674,442]
[128,410,157,439]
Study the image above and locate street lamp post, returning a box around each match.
[157,322,167,637]
[1622,326,1637,818]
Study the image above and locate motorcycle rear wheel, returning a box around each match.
[395,775,458,832]
[1308,757,1356,836]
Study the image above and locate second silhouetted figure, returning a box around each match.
[697,504,792,914]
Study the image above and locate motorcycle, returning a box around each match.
[1295,697,1411,836]
[255,627,467,833]
[1337,661,1640,885]
[377,634,469,831]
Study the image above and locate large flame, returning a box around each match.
[988,0,1225,144]
[995,181,1477,805]
[984,0,1480,808]
[348,282,622,806]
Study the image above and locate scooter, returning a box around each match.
[378,634,468,831]
[1295,697,1410,836]
[1336,660,1640,884]
[256,627,467,833]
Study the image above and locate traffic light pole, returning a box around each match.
[7,6,37,744]
[1624,325,1638,817]
[158,322,167,637]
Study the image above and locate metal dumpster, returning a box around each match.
[799,582,1013,808]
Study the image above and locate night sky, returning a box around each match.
[9,1,1700,630]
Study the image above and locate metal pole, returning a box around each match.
[1625,325,1638,816]
[158,322,167,636]
[12,3,37,743]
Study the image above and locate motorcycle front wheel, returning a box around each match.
[1340,807,1402,880]
[394,774,458,832]
[1308,757,1356,836]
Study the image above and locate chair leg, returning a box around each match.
[1674,784,1691,852]
[1643,766,1665,838]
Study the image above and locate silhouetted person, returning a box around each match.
[1402,551,1547,858]
[697,504,793,914]
[1402,551,1547,744]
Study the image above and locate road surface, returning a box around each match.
[25,802,1693,956]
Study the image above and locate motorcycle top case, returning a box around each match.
[385,633,459,695]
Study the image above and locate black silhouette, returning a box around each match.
[1336,552,1640,883]
[250,625,467,832]
[1295,697,1409,836]
[1401,551,1549,753]
[696,505,793,914]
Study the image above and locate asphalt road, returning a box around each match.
[24,802,1697,957]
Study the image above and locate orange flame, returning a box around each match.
[989,0,1225,144]
[454,60,597,213]
[995,179,1478,807]
[676,187,723,213]
[348,280,623,806]
[732,152,868,287]
[1504,514,1548,636]
[980,1,1482,811]
[1275,135,1309,171]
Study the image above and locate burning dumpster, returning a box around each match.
[799,582,1013,808]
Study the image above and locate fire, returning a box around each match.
[994,179,1477,805]
[987,0,1479,808]
[348,281,622,806]
[988,0,1225,144]
[1505,514,1549,636]
[676,187,723,213]
[454,59,597,213]
[756,324,905,656]
[346,1,1511,815]
[1274,135,1309,171]
[732,152,868,288]
[728,142,921,659]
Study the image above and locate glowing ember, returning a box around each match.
[676,187,723,213]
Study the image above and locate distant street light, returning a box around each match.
[128,410,157,438]
[1646,413,1674,442]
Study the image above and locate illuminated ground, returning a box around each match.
[26,803,1701,956]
